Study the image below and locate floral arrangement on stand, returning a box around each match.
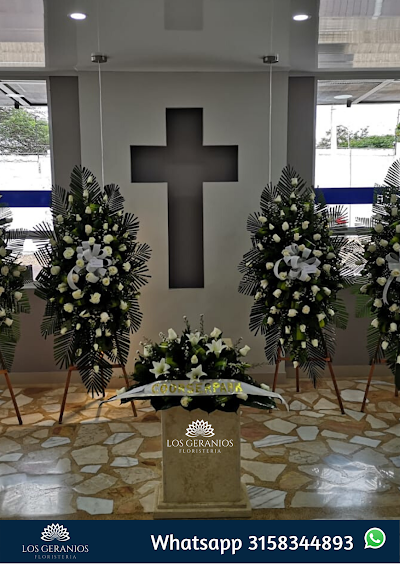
[0,200,30,370]
[34,166,151,394]
[238,165,358,383]
[115,316,280,413]
[356,160,400,389]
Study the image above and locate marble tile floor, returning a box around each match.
[0,378,400,520]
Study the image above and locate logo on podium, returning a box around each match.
[185,419,215,438]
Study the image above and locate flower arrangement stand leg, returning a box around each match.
[0,367,22,425]
[58,363,137,424]
[361,356,399,413]
[272,348,345,414]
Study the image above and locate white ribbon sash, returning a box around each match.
[383,251,400,304]
[67,241,112,290]
[274,243,320,282]
[101,379,288,410]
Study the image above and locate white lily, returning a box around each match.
[186,332,201,346]
[186,364,207,383]
[206,339,226,358]
[149,358,171,377]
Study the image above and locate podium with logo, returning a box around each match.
[154,407,251,519]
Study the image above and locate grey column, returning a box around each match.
[287,76,317,185]
[48,76,81,187]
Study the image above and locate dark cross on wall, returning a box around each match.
[131,108,238,288]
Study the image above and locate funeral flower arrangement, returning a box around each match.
[356,160,400,388]
[239,166,356,383]
[0,201,30,370]
[116,316,280,413]
[34,166,151,394]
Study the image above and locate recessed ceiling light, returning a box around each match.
[334,94,353,100]
[293,14,311,21]
[69,12,87,20]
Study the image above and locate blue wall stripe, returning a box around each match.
[0,188,377,207]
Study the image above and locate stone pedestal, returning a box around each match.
[154,407,251,518]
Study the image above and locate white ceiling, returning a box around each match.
[43,0,319,72]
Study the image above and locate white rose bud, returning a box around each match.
[317,313,326,322]
[373,298,383,308]
[368,244,376,252]
[273,289,282,298]
[51,266,61,275]
[376,257,385,266]
[371,318,379,328]
[323,287,331,296]
[382,340,389,350]
[391,194,397,203]
[323,264,331,273]
[390,322,398,332]
[302,221,310,230]
[311,339,318,347]
[14,291,22,301]
[288,309,298,317]
[274,195,282,203]
[311,285,320,295]
[374,223,383,233]
[293,291,300,300]
[300,324,306,332]
[210,327,222,339]
[377,277,387,286]
[85,206,92,214]
[261,280,268,289]
[266,262,274,270]
[258,216,267,223]
[380,240,388,248]
[72,289,83,300]
[89,292,101,304]
[392,207,398,217]
[60,326,67,335]
[102,277,110,286]
[63,303,74,313]
[313,233,321,241]
[85,225,92,235]
[294,233,300,241]
[291,178,298,186]
[282,222,289,231]
[95,328,102,338]
[267,316,274,325]
[257,243,264,251]
[393,243,400,253]
[302,305,310,314]
[301,341,306,348]
[239,345,251,357]
[255,292,262,300]
[290,204,297,212]
[273,234,281,243]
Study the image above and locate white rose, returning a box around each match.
[86,272,98,283]
[323,287,331,296]
[377,277,387,286]
[89,292,101,304]
[103,234,114,244]
[123,262,131,272]
[255,292,262,300]
[392,269,400,277]
[269,224,274,230]
[108,266,118,276]
[210,327,222,338]
[119,244,127,252]
[293,291,300,300]
[71,274,79,283]
[389,304,399,312]
[390,322,398,332]
[272,234,281,243]
[266,262,274,270]
[288,309,298,317]
[270,306,277,314]
[102,277,110,286]
[191,355,199,364]
[14,291,22,301]
[99,312,109,324]
[394,243,400,253]
[371,318,379,328]
[375,223,384,233]
[311,339,318,347]
[75,259,84,268]
[76,214,82,221]
[237,393,248,401]
[327,252,335,260]
[382,340,389,350]
[94,365,100,373]
[180,396,191,408]
[57,283,67,293]
[85,206,92,214]
[392,207,398,216]
[56,214,64,224]
[120,300,129,311]
[282,222,289,231]
[298,244,305,252]
[85,225,92,235]
[88,237,95,245]
[257,243,264,251]
[294,233,301,241]
[64,303,74,313]
[290,204,297,212]
[0,287,4,295]
[313,250,323,257]
[311,285,320,295]
[302,305,310,314]
[63,235,73,244]
[260,383,271,391]
[391,194,397,203]
[267,316,274,325]
[76,323,81,330]
[397,225,400,233]
[72,289,83,300]
[258,216,267,223]
[1,266,9,276]
[103,246,112,257]
[63,248,75,260]
[376,257,385,266]
[239,345,251,356]
[95,328,102,338]
[260,280,268,289]
[293,361,299,368]
[313,234,321,241]
[368,244,376,252]
[302,221,310,230]
[373,298,383,308]
[274,195,282,203]
[118,283,124,291]
[273,289,282,298]
[60,326,67,335]
[300,324,306,332]
[380,240,388,248]
[301,341,306,348]
[12,270,20,277]
[323,264,331,273]
[51,266,61,275]
[291,178,298,186]
[112,224,119,232]
[0,247,6,258]
[317,313,326,322]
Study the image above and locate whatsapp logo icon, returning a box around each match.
[364,527,386,549]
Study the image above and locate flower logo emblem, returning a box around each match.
[41,523,70,542]
[185,419,215,437]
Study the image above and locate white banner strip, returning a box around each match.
[102,379,288,410]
